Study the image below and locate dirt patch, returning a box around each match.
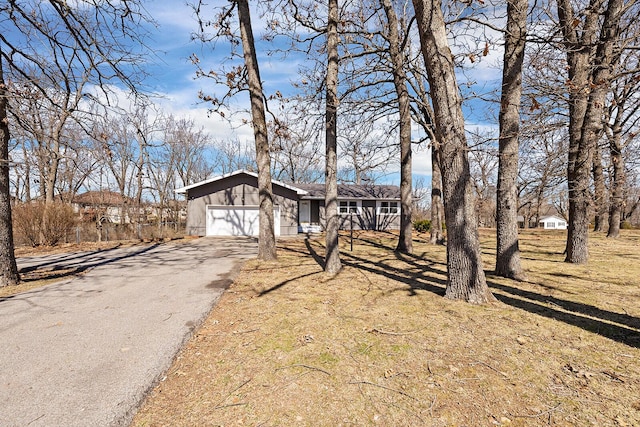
[206,270,237,290]
[132,230,640,425]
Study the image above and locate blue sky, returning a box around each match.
[141,1,294,151]
[139,0,504,185]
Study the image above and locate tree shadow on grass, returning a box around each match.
[257,271,324,297]
[305,237,326,269]
[485,285,636,348]
[286,236,640,348]
[301,236,447,296]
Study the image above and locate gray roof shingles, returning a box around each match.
[294,183,400,200]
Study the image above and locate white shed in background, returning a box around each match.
[539,215,567,230]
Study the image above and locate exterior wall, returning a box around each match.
[184,174,299,236]
[182,172,401,236]
[316,199,401,231]
[372,199,401,231]
[538,216,567,230]
[375,212,401,230]
[278,196,299,235]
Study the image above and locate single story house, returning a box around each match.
[538,215,567,230]
[175,169,401,237]
[71,190,132,224]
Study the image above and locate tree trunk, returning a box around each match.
[324,0,341,274]
[412,0,495,303]
[44,146,60,204]
[0,55,20,286]
[592,144,607,231]
[558,0,623,263]
[237,0,277,261]
[495,0,526,280]
[22,143,32,202]
[44,111,70,205]
[557,0,597,263]
[382,0,413,255]
[607,133,625,238]
[430,145,444,244]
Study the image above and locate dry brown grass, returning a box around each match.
[131,230,637,426]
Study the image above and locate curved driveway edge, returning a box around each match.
[0,237,257,427]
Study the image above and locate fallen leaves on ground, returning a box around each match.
[131,230,640,426]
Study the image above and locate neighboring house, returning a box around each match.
[175,169,402,237]
[71,191,131,224]
[538,215,567,230]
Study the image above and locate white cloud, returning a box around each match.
[138,0,505,185]
[412,145,433,177]
[145,1,198,34]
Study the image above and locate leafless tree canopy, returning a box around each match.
[2,0,640,293]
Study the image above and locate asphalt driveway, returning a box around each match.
[0,237,257,427]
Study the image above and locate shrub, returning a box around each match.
[12,201,76,246]
[12,202,45,247]
[413,219,431,233]
[42,203,76,246]
[621,221,633,230]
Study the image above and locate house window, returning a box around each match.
[339,200,359,214]
[378,201,399,215]
[548,222,555,228]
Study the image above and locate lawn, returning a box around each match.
[131,229,640,426]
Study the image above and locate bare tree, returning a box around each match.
[337,114,397,185]
[0,56,19,285]
[406,60,443,245]
[165,117,214,187]
[468,133,498,228]
[520,30,570,228]
[92,110,140,203]
[411,0,495,303]
[517,124,568,228]
[379,0,413,254]
[603,17,640,238]
[53,122,99,203]
[267,0,421,257]
[325,0,342,274]
[212,138,256,174]
[0,1,150,286]
[269,107,324,184]
[430,146,444,244]
[192,0,277,260]
[9,61,92,203]
[237,0,277,260]
[556,0,625,263]
[592,143,608,231]
[265,0,348,272]
[146,116,213,233]
[496,0,527,279]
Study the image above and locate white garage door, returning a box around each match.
[206,206,280,236]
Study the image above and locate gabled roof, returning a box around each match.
[175,169,309,195]
[175,169,401,200]
[72,191,131,205]
[295,183,401,200]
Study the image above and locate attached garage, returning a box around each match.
[176,170,402,237]
[176,170,304,237]
[206,205,281,237]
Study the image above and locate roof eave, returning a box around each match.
[174,169,308,195]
